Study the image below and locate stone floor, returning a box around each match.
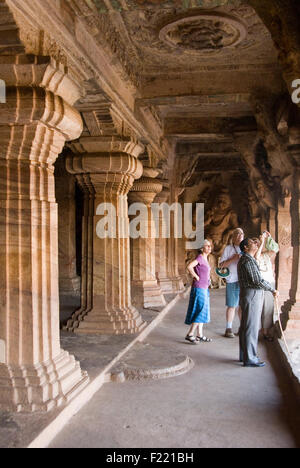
[50,289,300,449]
[0,289,299,448]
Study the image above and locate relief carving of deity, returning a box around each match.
[168,20,233,51]
[204,189,239,256]
[159,13,247,53]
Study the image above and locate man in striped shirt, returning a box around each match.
[238,237,279,367]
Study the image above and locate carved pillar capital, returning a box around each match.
[0,53,82,105]
[66,151,143,198]
[154,186,170,204]
[1,86,82,143]
[129,176,163,206]
[68,136,145,159]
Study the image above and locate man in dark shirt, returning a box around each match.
[238,237,279,367]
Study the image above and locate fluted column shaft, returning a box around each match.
[55,156,81,300]
[154,188,174,293]
[65,151,146,334]
[167,185,185,294]
[129,177,166,308]
[0,63,89,412]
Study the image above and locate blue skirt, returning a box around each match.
[185,287,210,325]
[226,281,240,308]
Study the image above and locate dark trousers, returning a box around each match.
[239,288,264,364]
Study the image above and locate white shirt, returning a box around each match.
[257,253,275,284]
[220,244,241,283]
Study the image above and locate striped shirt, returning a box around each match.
[237,253,275,292]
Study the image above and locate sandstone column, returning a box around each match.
[154,188,174,293]
[64,144,146,334]
[55,155,81,301]
[166,185,185,294]
[177,196,188,285]
[280,132,300,338]
[276,196,293,309]
[0,56,89,412]
[63,173,95,330]
[129,172,166,308]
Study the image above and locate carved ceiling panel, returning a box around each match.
[91,0,234,13]
[159,12,247,53]
[108,2,279,76]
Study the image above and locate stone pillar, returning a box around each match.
[177,197,188,285]
[64,147,146,334]
[129,175,166,309]
[167,185,185,294]
[55,155,80,300]
[276,196,293,309]
[281,135,300,338]
[268,208,277,239]
[178,235,188,286]
[65,175,94,329]
[0,57,89,412]
[154,188,174,293]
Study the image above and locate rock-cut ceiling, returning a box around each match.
[90,0,285,140]
[94,0,280,79]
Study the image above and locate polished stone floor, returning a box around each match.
[0,289,299,448]
[48,289,300,449]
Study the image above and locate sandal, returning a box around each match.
[196,336,212,343]
[185,334,199,344]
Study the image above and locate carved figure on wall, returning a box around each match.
[254,139,277,190]
[254,178,277,212]
[248,188,263,232]
[204,189,239,257]
[203,189,239,289]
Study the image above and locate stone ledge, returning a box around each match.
[274,337,300,403]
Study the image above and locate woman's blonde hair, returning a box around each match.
[231,228,244,245]
[198,239,211,254]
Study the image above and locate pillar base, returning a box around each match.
[132,281,167,309]
[64,305,146,335]
[0,351,89,413]
[171,276,185,294]
[158,277,175,293]
[158,276,185,294]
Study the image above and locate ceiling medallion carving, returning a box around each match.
[159,12,247,54]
